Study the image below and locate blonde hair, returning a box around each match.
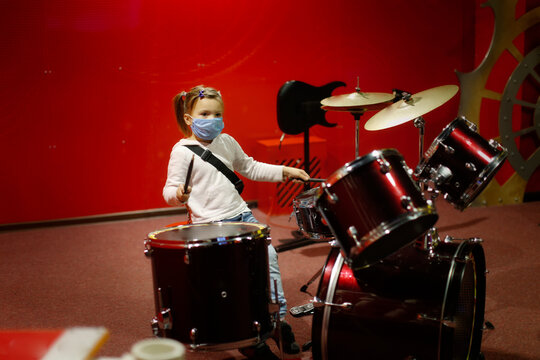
[172,85,223,136]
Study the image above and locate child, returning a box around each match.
[163,85,309,359]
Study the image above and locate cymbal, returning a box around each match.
[364,85,459,131]
[321,91,394,113]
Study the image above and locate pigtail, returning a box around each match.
[172,91,192,137]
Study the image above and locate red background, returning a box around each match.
[0,0,536,224]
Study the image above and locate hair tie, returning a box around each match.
[198,90,205,99]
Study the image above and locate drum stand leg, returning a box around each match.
[273,279,285,360]
[300,266,323,295]
[275,230,318,252]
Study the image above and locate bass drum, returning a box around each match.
[312,235,486,360]
[145,222,275,351]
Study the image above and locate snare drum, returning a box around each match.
[145,222,274,351]
[312,235,486,360]
[317,149,438,269]
[293,187,333,240]
[415,116,507,210]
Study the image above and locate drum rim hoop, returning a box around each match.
[146,222,269,248]
[293,187,323,205]
[438,239,486,357]
[457,150,508,209]
[189,330,274,352]
[324,148,404,187]
[360,203,437,244]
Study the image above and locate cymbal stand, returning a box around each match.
[413,116,425,166]
[413,116,439,201]
[352,111,364,158]
[351,77,364,158]
[413,116,426,193]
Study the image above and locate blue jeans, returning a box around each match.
[219,211,287,319]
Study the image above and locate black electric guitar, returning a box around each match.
[277,80,346,135]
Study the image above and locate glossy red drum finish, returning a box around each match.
[415,117,507,210]
[312,239,486,360]
[145,222,274,351]
[317,149,438,269]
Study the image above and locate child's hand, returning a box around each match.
[176,184,192,204]
[283,166,310,182]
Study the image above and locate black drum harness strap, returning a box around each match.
[183,145,244,195]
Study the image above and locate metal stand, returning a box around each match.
[275,231,317,253]
[413,116,425,165]
[413,116,429,194]
[300,266,323,295]
[273,279,284,360]
[303,127,310,191]
[351,78,364,159]
[352,112,364,158]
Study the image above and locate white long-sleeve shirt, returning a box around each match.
[163,133,284,223]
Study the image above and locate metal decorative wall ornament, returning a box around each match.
[456,0,540,206]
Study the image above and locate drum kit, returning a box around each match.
[144,84,508,359]
[295,84,506,360]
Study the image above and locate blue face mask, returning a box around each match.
[189,116,225,140]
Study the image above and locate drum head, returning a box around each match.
[147,222,268,248]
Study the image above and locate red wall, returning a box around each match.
[0,0,481,224]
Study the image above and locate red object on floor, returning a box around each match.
[0,327,109,360]
[0,330,64,360]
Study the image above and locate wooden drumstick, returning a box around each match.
[183,154,195,193]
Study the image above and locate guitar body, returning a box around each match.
[277,80,346,135]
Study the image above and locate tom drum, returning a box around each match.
[317,149,438,269]
[415,116,507,210]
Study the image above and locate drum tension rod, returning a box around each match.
[376,154,391,174]
[323,187,338,204]
[347,226,362,248]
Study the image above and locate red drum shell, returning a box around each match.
[317,149,438,269]
[312,238,486,360]
[145,222,273,351]
[415,117,507,210]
